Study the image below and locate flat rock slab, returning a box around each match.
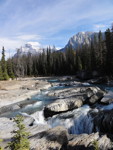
[67,132,112,150]
[30,126,68,150]
[44,98,83,118]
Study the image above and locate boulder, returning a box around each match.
[45,86,106,117]
[101,91,113,104]
[93,109,113,134]
[30,126,68,150]
[48,86,104,99]
[67,132,112,150]
[88,90,105,105]
[44,98,83,118]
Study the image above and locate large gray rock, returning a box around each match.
[30,125,112,150]
[44,98,83,118]
[101,91,113,104]
[48,86,104,99]
[67,132,112,150]
[45,86,105,117]
[88,89,105,105]
[93,109,113,134]
[30,126,68,150]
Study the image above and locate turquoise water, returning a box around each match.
[1,78,113,118]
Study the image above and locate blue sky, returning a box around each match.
[0,0,113,56]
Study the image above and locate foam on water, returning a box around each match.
[31,110,46,125]
[82,82,90,86]
[25,101,43,109]
[19,112,31,117]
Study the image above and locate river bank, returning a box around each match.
[0,77,51,108]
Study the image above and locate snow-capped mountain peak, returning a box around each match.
[14,42,43,57]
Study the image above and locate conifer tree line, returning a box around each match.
[1,26,113,80]
[0,47,15,80]
[11,47,76,77]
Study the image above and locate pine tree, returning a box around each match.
[105,28,112,74]
[1,47,9,80]
[27,53,33,76]
[8,115,30,150]
[7,58,15,79]
[76,54,82,71]
[0,63,3,80]
[46,47,52,75]
[90,41,96,71]
[97,31,104,71]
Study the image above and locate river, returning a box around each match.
[1,77,113,135]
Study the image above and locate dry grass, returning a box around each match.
[0,84,6,90]
[0,78,39,91]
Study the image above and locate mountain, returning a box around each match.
[14,42,59,57]
[60,32,100,51]
[14,42,44,57]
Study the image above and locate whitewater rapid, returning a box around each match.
[17,80,113,135]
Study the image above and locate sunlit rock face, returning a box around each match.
[66,32,95,49]
[61,31,105,51]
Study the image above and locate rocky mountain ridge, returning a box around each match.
[14,31,104,56]
[14,43,44,57]
[61,31,105,51]
[14,42,58,57]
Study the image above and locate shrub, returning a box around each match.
[92,140,99,150]
[8,115,30,150]
[0,139,4,150]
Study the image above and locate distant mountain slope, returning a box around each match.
[14,42,44,57]
[60,31,103,51]
[14,42,58,57]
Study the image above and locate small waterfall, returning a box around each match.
[69,112,93,134]
[48,105,94,134]
[20,110,46,125]
[31,110,47,125]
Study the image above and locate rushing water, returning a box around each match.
[2,78,113,135]
[48,105,94,134]
[30,79,113,134]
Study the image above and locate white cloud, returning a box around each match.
[0,35,43,58]
[27,41,41,49]
[93,24,108,31]
[0,37,24,58]
[0,34,43,50]
[0,37,23,50]
[0,0,113,50]
[16,34,43,41]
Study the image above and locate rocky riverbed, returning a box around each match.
[1,77,113,150]
[0,77,51,108]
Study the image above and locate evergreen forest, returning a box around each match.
[0,27,113,80]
